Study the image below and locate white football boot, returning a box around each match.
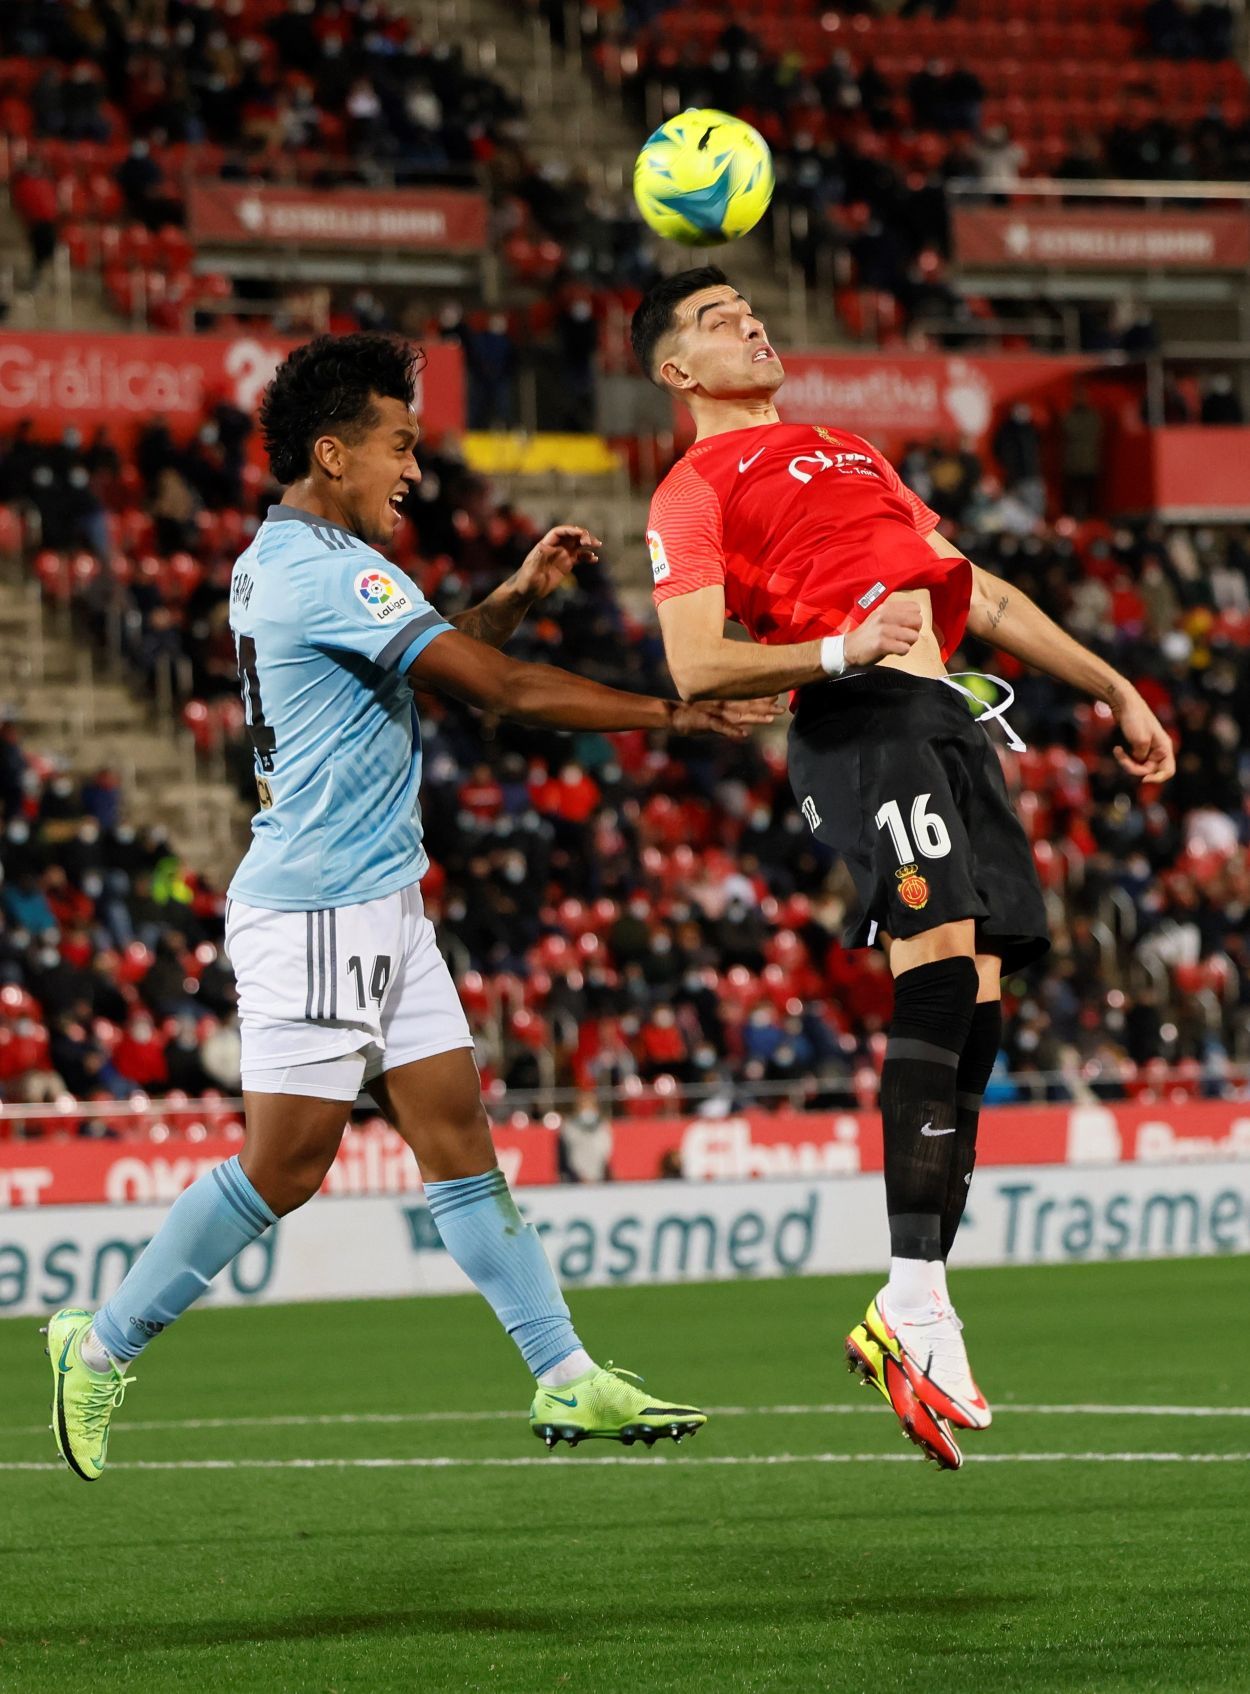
[872,1290,992,1431]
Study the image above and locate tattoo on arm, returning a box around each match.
[451,584,531,649]
[988,594,1009,631]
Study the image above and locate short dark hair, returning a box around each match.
[259,333,424,485]
[630,265,731,383]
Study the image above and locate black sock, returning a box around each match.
[882,956,978,1261]
[941,998,1003,1260]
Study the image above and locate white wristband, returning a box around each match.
[820,634,847,677]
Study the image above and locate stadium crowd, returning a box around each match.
[1,385,1249,1136]
[6,0,1249,384]
[1,0,1248,1134]
[1,0,658,354]
[591,0,1250,343]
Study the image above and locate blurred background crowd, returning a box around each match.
[0,0,1248,1149]
[2,396,1249,1135]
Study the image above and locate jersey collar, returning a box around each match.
[266,504,358,540]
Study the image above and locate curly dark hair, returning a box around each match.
[259,333,425,485]
[629,265,730,383]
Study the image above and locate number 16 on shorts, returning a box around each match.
[876,793,951,913]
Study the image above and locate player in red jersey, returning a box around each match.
[631,268,1176,1469]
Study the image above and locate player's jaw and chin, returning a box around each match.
[706,343,784,404]
[339,482,409,551]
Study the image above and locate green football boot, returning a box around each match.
[42,1308,135,1481]
[531,1361,706,1450]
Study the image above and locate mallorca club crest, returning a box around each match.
[895,862,930,910]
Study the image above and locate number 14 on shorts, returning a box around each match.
[347,953,391,1009]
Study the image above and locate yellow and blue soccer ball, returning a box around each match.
[633,108,774,247]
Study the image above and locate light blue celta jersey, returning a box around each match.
[226,504,453,911]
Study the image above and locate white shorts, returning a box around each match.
[225,882,474,1100]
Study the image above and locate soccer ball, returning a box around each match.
[633,108,774,247]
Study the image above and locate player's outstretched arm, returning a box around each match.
[450,526,600,649]
[656,584,923,700]
[962,558,1176,783]
[408,628,777,738]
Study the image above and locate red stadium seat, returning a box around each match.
[157,225,195,270]
[0,505,24,555]
[34,550,70,601]
[86,172,123,219]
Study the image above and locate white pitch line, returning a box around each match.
[4,1402,1250,1439]
[4,1451,1250,1474]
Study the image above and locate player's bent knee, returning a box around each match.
[402,1101,495,1183]
[243,1128,335,1202]
[243,1165,328,1219]
[240,1089,350,1216]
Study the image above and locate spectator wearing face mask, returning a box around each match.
[10,162,59,284]
[638,1004,690,1080]
[1061,385,1106,519]
[50,1013,129,1100]
[65,463,110,559]
[150,466,202,554]
[160,1017,216,1095]
[2,875,57,936]
[1199,372,1244,425]
[181,423,236,507]
[112,1013,169,1089]
[80,769,122,833]
[0,723,28,822]
[992,402,1045,516]
[555,294,599,433]
[558,1092,613,1183]
[464,313,517,431]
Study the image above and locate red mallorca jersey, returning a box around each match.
[646,424,971,660]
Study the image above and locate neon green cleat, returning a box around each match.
[41,1308,134,1482]
[845,1308,963,1471]
[530,1362,706,1451]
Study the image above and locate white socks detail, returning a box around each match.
[886,1255,949,1316]
[537,1348,597,1389]
[79,1325,115,1374]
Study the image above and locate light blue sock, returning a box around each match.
[424,1168,581,1377]
[93,1156,277,1362]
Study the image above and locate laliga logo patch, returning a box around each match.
[895,862,930,910]
[646,529,671,583]
[354,569,413,623]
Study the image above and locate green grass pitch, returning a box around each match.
[2,1256,1248,1692]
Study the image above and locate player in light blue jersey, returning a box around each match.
[225,501,452,911]
[46,333,776,1479]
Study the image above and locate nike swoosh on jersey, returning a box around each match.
[738,446,766,472]
[919,1122,956,1137]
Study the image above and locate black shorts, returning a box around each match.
[788,669,1050,972]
